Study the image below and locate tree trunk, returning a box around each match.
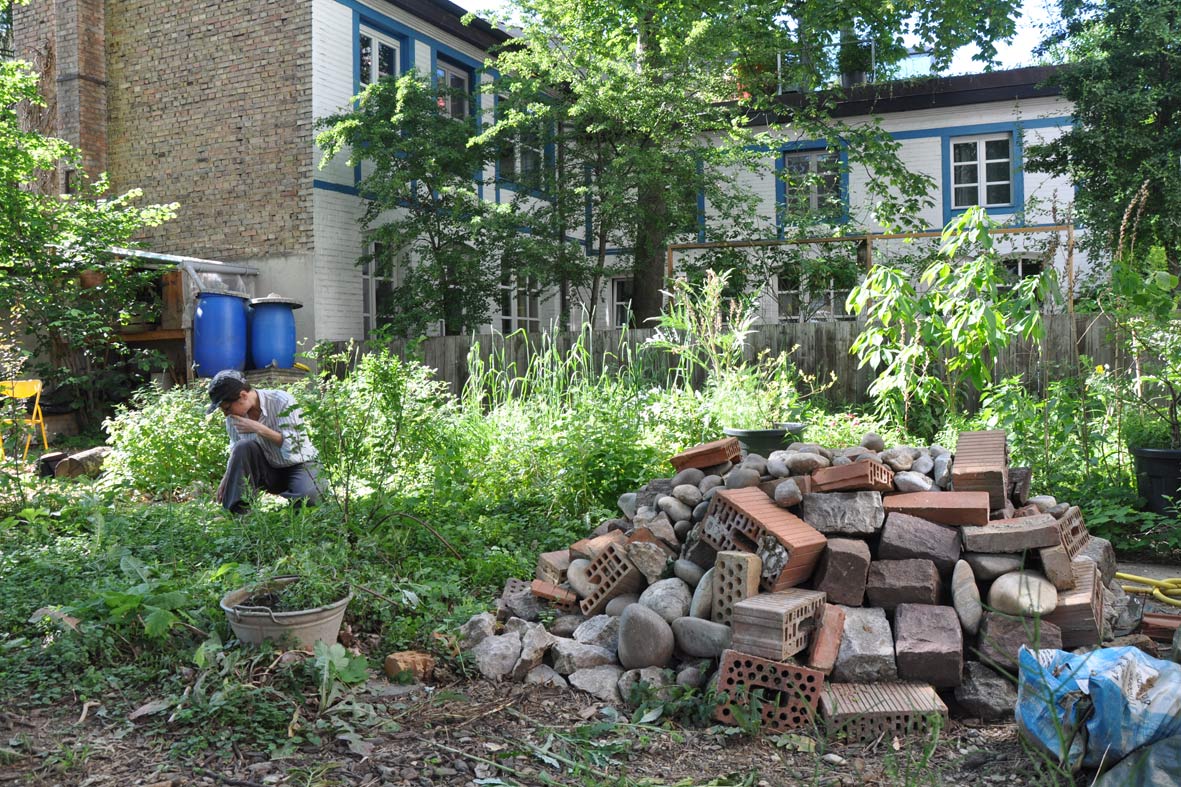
[632,179,669,325]
[55,446,112,479]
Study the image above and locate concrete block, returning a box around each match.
[877,512,962,574]
[974,612,1063,671]
[800,491,885,536]
[893,604,963,687]
[812,538,871,607]
[865,559,941,611]
[831,606,896,683]
[959,514,1060,553]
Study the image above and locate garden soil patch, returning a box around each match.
[7,676,1050,786]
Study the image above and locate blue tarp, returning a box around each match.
[1016,646,1181,771]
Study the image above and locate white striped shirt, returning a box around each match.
[224,389,318,468]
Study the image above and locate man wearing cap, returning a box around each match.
[206,369,321,513]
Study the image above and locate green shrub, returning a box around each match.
[103,385,226,499]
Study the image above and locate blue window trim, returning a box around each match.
[695,159,706,243]
[775,140,850,239]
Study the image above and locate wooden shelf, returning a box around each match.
[118,328,186,342]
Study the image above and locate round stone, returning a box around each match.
[785,452,830,474]
[911,454,935,476]
[617,492,638,520]
[689,567,714,619]
[861,432,886,451]
[671,467,706,487]
[617,604,675,669]
[951,560,983,636]
[699,475,724,494]
[567,558,597,599]
[657,495,693,524]
[832,456,852,466]
[1029,495,1057,512]
[672,483,703,508]
[963,553,1024,581]
[639,578,692,623]
[773,478,803,508]
[725,467,763,489]
[741,454,768,475]
[988,571,1059,617]
[604,594,638,616]
[766,451,791,477]
[671,617,732,658]
[893,470,934,493]
[673,558,705,588]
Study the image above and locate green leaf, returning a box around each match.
[143,607,177,638]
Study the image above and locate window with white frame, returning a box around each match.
[611,277,634,328]
[361,242,400,339]
[497,103,545,185]
[359,27,399,86]
[499,268,540,332]
[776,255,859,322]
[951,134,1013,209]
[998,254,1044,296]
[436,60,469,119]
[783,150,841,218]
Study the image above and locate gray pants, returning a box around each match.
[220,440,321,513]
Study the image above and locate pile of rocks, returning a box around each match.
[460,430,1139,737]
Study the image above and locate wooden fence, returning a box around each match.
[368,313,1119,404]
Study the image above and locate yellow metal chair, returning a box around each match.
[0,380,49,461]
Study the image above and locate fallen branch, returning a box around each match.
[191,766,264,787]
[424,739,528,786]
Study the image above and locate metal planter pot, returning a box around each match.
[220,576,352,650]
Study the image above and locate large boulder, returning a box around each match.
[618,604,675,669]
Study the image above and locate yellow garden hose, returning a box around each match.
[1116,572,1181,608]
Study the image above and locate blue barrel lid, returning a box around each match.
[251,292,303,308]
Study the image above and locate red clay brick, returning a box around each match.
[714,649,825,732]
[670,437,741,471]
[882,491,991,526]
[806,603,846,674]
[952,430,1009,508]
[811,462,895,492]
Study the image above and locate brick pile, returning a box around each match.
[461,429,1141,738]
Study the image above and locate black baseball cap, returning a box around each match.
[206,369,248,414]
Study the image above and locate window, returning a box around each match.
[783,150,841,218]
[998,255,1044,296]
[359,27,399,86]
[497,104,545,185]
[952,134,1012,209]
[611,277,634,328]
[777,256,859,322]
[436,60,469,119]
[361,243,399,339]
[499,269,540,332]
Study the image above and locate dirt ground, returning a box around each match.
[4,674,1058,787]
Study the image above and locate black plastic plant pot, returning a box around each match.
[723,425,805,457]
[1131,447,1181,516]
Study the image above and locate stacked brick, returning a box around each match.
[461,428,1137,740]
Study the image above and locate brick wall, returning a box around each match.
[104,0,314,260]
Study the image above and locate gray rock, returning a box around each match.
[832,606,896,683]
[865,559,941,611]
[504,616,531,636]
[933,453,953,489]
[841,446,873,460]
[676,518,696,540]
[1103,580,1143,638]
[639,577,692,623]
[951,560,983,636]
[766,450,791,478]
[974,612,1062,671]
[569,665,624,702]
[773,478,803,508]
[963,552,1025,581]
[877,512,962,574]
[618,492,638,520]
[503,583,544,621]
[671,467,706,487]
[671,616,732,658]
[894,470,934,493]
[832,456,853,466]
[691,500,710,522]
[567,558,598,599]
[573,615,620,653]
[604,595,639,616]
[988,571,1059,616]
[802,492,885,536]
[699,475,724,495]
[459,612,496,650]
[658,495,694,525]
[618,604,675,669]
[1028,495,1057,512]
[673,559,705,588]
[512,623,557,681]
[635,478,675,512]
[644,516,680,550]
[741,454,768,475]
[679,521,717,569]
[1078,536,1117,586]
[672,483,704,509]
[525,664,567,688]
[550,637,615,675]
[676,664,708,689]
[472,632,522,681]
[785,452,831,474]
[689,567,714,619]
[790,442,833,460]
[929,444,949,458]
[861,432,886,451]
[627,541,672,584]
[955,662,1016,721]
[1047,503,1071,518]
[549,614,585,638]
[725,467,763,489]
[911,454,935,476]
[880,446,917,472]
[618,667,673,705]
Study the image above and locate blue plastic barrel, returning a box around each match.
[250,294,302,369]
[193,292,248,376]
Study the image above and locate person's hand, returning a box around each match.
[230,415,263,434]
[216,476,227,503]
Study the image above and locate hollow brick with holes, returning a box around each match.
[579,543,645,616]
[713,649,825,732]
[952,429,1010,508]
[711,551,762,627]
[820,682,948,743]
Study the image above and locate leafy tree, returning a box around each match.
[1026,0,1181,279]
[316,71,528,336]
[478,0,1022,324]
[0,58,176,424]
